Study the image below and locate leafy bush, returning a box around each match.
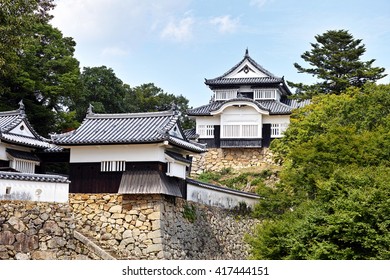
[248,166,390,259]
[197,171,222,183]
[183,203,196,223]
[248,84,390,260]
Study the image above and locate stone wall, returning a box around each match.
[69,193,165,260]
[69,193,259,260]
[191,148,275,175]
[162,198,258,260]
[0,200,92,260]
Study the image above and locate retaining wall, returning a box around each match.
[69,193,259,260]
[0,200,93,260]
[191,148,276,175]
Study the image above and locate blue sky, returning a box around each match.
[51,0,390,108]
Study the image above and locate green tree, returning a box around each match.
[125,83,194,129]
[248,84,390,259]
[289,30,386,99]
[76,69,194,130]
[75,66,130,120]
[247,166,390,260]
[0,0,54,82]
[0,1,81,136]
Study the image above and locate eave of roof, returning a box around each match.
[0,132,51,148]
[205,77,283,86]
[165,151,192,165]
[167,136,207,153]
[187,98,295,116]
[187,178,260,199]
[207,50,279,82]
[0,105,51,148]
[6,148,40,162]
[0,171,70,183]
[118,170,183,197]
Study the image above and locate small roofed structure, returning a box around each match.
[0,102,69,202]
[188,49,310,148]
[52,106,206,197]
[0,101,53,173]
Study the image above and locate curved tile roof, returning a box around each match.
[0,106,51,148]
[0,171,70,183]
[188,98,297,116]
[204,50,290,94]
[208,49,279,82]
[53,110,206,153]
[205,77,283,86]
[118,170,183,197]
[183,128,198,140]
[53,110,176,145]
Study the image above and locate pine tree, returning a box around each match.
[289,30,386,99]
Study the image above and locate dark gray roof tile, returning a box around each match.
[165,151,192,164]
[205,77,283,86]
[0,171,70,183]
[0,108,50,148]
[6,148,40,162]
[53,110,206,153]
[118,170,184,197]
[188,98,295,116]
[183,128,198,140]
[187,178,260,199]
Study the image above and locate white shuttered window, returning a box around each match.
[271,123,289,137]
[222,124,259,138]
[197,125,214,138]
[101,161,126,172]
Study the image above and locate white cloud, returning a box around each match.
[160,16,195,42]
[51,0,192,43]
[249,0,269,9]
[210,15,240,34]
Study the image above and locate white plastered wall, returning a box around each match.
[8,120,36,138]
[69,144,166,163]
[187,182,259,209]
[263,114,290,124]
[0,179,69,203]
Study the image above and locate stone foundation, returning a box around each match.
[191,148,276,175]
[1,193,260,260]
[69,193,165,260]
[69,193,259,260]
[0,200,91,260]
[162,198,257,259]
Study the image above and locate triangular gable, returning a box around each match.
[224,58,270,79]
[8,120,36,138]
[168,123,185,140]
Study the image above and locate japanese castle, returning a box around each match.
[188,49,308,148]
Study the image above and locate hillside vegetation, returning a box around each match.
[247,84,390,259]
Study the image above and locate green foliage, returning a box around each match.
[197,171,222,183]
[219,167,233,175]
[197,169,273,192]
[232,201,252,217]
[252,184,294,220]
[247,166,390,260]
[124,83,194,129]
[74,76,194,129]
[249,84,390,259]
[183,203,196,223]
[289,30,387,99]
[75,66,129,120]
[0,2,81,136]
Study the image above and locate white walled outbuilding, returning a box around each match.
[187,179,260,209]
[0,173,69,203]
